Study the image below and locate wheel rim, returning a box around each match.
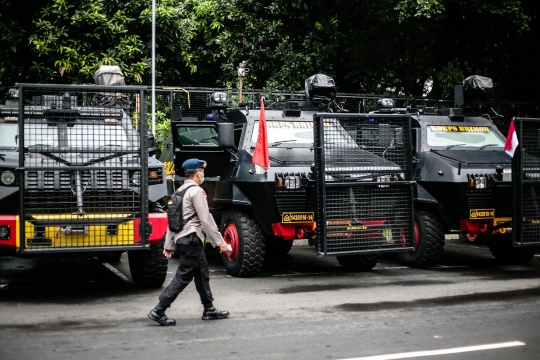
[466,233,477,242]
[413,221,420,249]
[223,221,240,262]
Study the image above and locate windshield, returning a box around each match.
[66,125,130,148]
[250,120,356,146]
[426,125,505,148]
[0,123,59,148]
[0,123,130,149]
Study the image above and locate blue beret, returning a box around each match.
[182,158,207,170]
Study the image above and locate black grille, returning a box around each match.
[24,169,131,190]
[275,192,316,214]
[467,186,512,217]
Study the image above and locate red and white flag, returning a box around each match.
[252,97,269,174]
[504,117,519,157]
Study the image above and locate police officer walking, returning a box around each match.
[148,158,229,326]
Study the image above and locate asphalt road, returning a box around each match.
[1,239,540,360]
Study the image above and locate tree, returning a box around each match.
[392,0,540,99]
[1,0,539,101]
[2,0,199,86]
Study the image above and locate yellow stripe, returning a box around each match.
[23,215,136,248]
[164,161,176,175]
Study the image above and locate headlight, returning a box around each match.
[376,175,390,188]
[475,175,486,189]
[467,174,488,189]
[284,175,301,189]
[132,171,141,186]
[1,171,15,185]
[0,226,9,239]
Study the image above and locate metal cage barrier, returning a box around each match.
[12,84,149,253]
[512,117,540,246]
[313,113,415,256]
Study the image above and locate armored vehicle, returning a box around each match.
[169,74,416,277]
[373,75,540,267]
[0,82,169,287]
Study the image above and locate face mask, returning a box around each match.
[199,172,205,184]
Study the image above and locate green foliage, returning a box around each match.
[437,62,464,97]
[148,111,170,158]
[1,0,539,101]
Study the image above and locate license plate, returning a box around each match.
[469,209,495,219]
[59,226,89,235]
[282,212,314,223]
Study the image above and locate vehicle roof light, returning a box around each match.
[208,91,228,109]
[8,88,19,99]
[4,116,18,123]
[213,92,227,102]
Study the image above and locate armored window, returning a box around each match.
[176,126,218,146]
[426,125,505,148]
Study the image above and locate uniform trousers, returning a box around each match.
[159,235,214,308]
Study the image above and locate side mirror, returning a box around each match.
[218,123,234,148]
[147,132,157,157]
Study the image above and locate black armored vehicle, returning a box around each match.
[0,79,169,287]
[170,74,416,276]
[373,75,540,267]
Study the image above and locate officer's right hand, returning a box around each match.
[219,243,229,253]
[163,249,174,259]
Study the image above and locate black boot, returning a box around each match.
[202,306,229,320]
[148,302,176,326]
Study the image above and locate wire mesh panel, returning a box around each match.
[14,84,149,252]
[313,113,414,256]
[512,117,540,246]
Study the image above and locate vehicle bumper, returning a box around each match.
[0,213,167,254]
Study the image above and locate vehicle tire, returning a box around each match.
[128,239,168,287]
[149,201,165,213]
[336,254,380,271]
[460,233,486,245]
[220,210,265,277]
[266,237,293,256]
[398,209,445,268]
[488,234,537,264]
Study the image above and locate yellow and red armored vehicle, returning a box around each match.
[0,81,169,287]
